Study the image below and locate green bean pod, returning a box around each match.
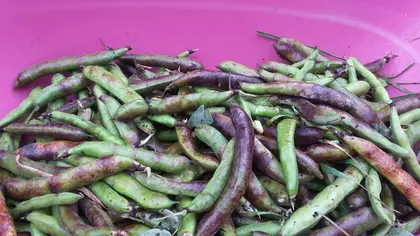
[109,62,129,85]
[134,171,206,197]
[259,176,290,206]
[236,221,283,236]
[82,65,143,103]
[87,181,132,213]
[47,73,67,111]
[99,95,141,146]
[277,118,299,200]
[103,173,175,210]
[187,139,235,212]
[194,125,229,159]
[176,123,220,171]
[15,47,131,87]
[27,211,70,236]
[350,57,391,103]
[371,183,395,236]
[279,162,369,235]
[50,111,124,145]
[366,168,394,225]
[11,192,83,219]
[177,197,197,236]
[114,91,234,121]
[0,150,66,179]
[217,61,259,77]
[93,85,120,137]
[65,141,189,173]
[146,114,177,127]
[0,133,15,153]
[117,223,150,235]
[33,73,91,108]
[344,81,371,97]
[400,108,420,124]
[30,223,48,236]
[0,86,41,128]
[260,61,321,81]
[390,105,420,181]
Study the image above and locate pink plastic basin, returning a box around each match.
[1,0,420,116]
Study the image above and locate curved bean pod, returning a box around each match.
[335,132,420,211]
[93,85,120,137]
[11,192,83,219]
[50,111,124,145]
[0,133,15,153]
[3,155,140,200]
[82,65,143,104]
[15,47,130,87]
[3,123,90,141]
[236,221,282,236]
[259,176,290,206]
[211,113,287,183]
[194,125,229,159]
[114,91,234,121]
[15,141,81,161]
[130,72,183,93]
[47,73,66,112]
[279,162,369,235]
[120,54,203,72]
[79,198,114,227]
[65,141,189,173]
[245,173,285,213]
[366,168,394,225]
[0,87,41,128]
[33,73,91,108]
[134,172,206,197]
[104,173,175,210]
[87,181,132,213]
[218,61,259,77]
[241,81,384,133]
[117,223,150,235]
[176,122,219,171]
[27,211,70,236]
[195,106,254,236]
[0,150,66,178]
[400,108,420,124]
[58,204,121,236]
[187,139,235,212]
[99,95,141,146]
[42,97,96,117]
[220,217,237,236]
[377,94,420,122]
[177,197,197,236]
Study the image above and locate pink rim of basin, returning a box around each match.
[1,0,420,117]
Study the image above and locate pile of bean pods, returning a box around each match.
[0,31,419,236]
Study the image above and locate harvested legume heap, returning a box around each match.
[1,31,420,236]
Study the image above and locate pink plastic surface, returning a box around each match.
[2,0,420,117]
